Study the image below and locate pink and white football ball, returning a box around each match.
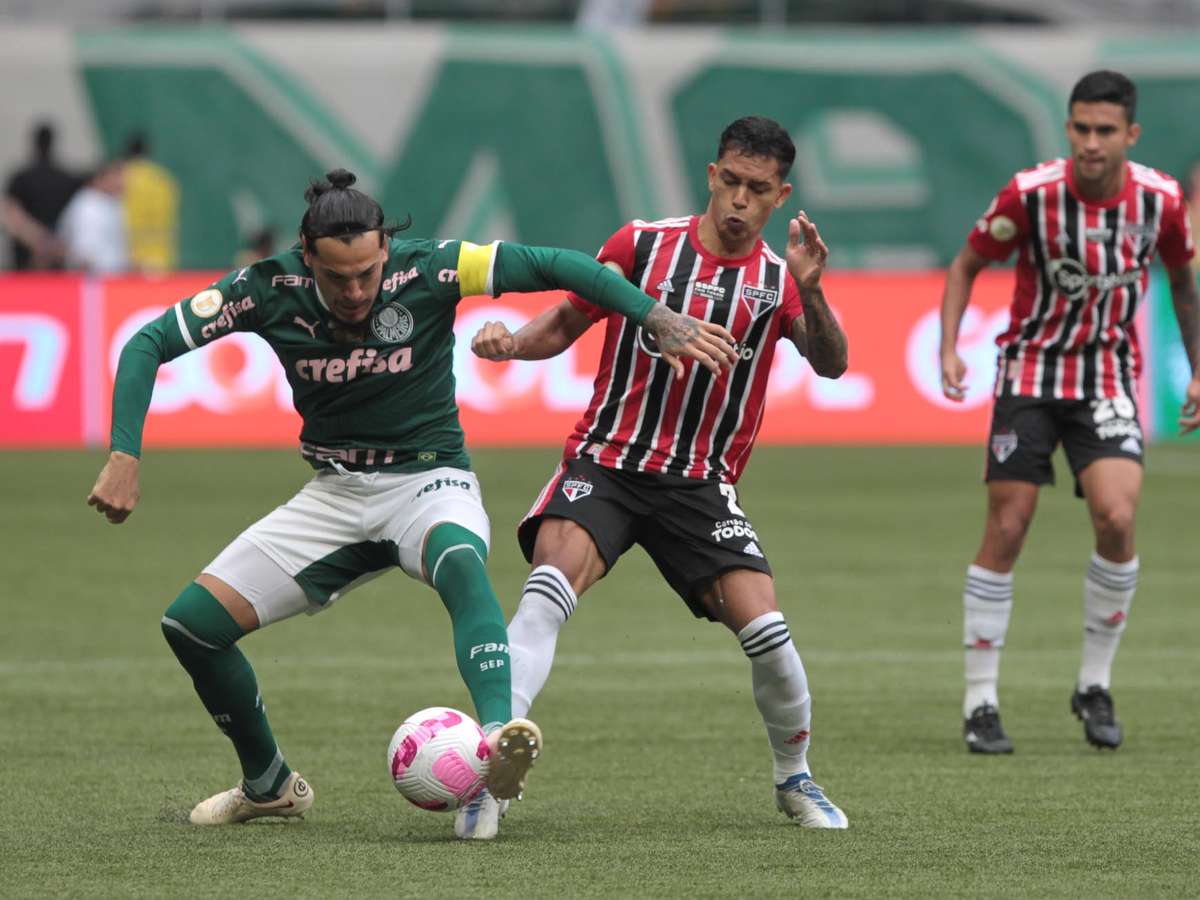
[387,706,490,811]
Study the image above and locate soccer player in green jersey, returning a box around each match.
[86,169,737,837]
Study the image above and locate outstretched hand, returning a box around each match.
[86,451,141,524]
[644,306,738,381]
[785,211,829,289]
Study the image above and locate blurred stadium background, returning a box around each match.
[2,0,1199,449]
[2,3,1198,898]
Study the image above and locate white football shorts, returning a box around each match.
[203,466,490,626]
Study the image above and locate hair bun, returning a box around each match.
[326,169,357,189]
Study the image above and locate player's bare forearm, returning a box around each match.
[940,247,987,352]
[1167,265,1200,375]
[512,302,592,359]
[472,301,591,362]
[796,283,847,378]
[939,245,989,400]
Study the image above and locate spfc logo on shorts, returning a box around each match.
[371,302,414,343]
[991,429,1018,463]
[561,477,593,503]
[741,285,778,319]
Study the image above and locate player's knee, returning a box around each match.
[425,523,488,590]
[432,544,488,592]
[992,511,1033,553]
[1091,503,1136,543]
[531,522,603,594]
[161,582,245,658]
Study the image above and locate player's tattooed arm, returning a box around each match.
[785,211,847,378]
[644,304,738,381]
[793,283,847,378]
[1166,264,1200,434]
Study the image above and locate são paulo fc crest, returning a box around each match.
[991,429,1018,463]
[372,302,414,343]
[741,285,778,319]
[561,477,593,503]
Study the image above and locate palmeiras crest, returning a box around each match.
[372,302,414,343]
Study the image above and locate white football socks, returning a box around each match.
[738,612,812,784]
[1078,553,1137,691]
[507,565,577,718]
[962,564,1013,717]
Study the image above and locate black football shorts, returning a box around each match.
[518,457,771,619]
[985,394,1144,497]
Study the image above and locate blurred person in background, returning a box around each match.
[123,132,180,274]
[57,158,129,275]
[1186,159,1200,277]
[2,120,79,270]
[234,225,277,268]
[940,70,1198,756]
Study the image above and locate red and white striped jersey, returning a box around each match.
[969,157,1194,400]
[563,216,803,484]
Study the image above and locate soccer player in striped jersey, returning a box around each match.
[85,169,735,836]
[940,71,1200,753]
[468,117,850,833]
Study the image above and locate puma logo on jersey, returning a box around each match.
[232,266,250,285]
[293,316,319,339]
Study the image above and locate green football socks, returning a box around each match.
[161,582,292,800]
[424,523,512,731]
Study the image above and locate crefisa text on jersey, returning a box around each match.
[294,346,414,383]
[198,295,257,340]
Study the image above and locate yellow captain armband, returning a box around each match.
[456,240,500,297]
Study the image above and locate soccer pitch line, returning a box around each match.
[4,646,1197,675]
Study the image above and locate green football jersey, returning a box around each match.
[110,237,655,473]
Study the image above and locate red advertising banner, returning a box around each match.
[100,274,305,447]
[455,273,1016,446]
[0,273,85,446]
[2,269,1107,449]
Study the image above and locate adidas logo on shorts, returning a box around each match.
[1120,436,1142,455]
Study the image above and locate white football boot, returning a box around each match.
[189,771,313,825]
[484,718,542,800]
[454,788,510,840]
[774,773,848,829]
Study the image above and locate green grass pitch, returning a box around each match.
[2,445,1197,898]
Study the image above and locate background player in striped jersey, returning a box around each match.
[85,169,735,837]
[939,71,1200,753]
[469,116,850,832]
